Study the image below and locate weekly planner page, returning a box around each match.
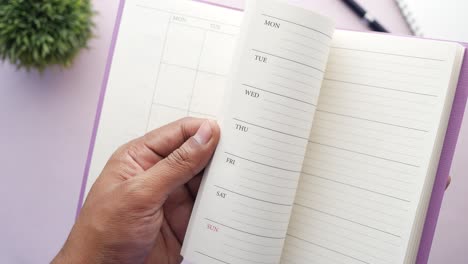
[181,1,334,263]
[85,0,242,196]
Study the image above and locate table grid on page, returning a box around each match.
[84,0,243,202]
[140,3,240,131]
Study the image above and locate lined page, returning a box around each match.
[181,1,334,263]
[282,31,464,264]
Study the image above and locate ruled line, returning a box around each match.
[322,82,438,106]
[205,218,286,239]
[253,49,324,72]
[260,117,309,131]
[297,180,410,211]
[272,73,318,88]
[281,38,326,54]
[287,234,371,264]
[302,172,411,202]
[187,30,207,115]
[331,46,445,61]
[287,225,395,260]
[249,150,303,165]
[295,187,407,227]
[196,251,231,264]
[314,114,423,141]
[171,21,237,37]
[264,99,313,113]
[319,91,434,115]
[250,131,306,147]
[317,109,429,132]
[291,209,402,246]
[318,101,431,125]
[305,145,418,176]
[215,185,293,206]
[224,243,281,256]
[261,14,332,38]
[242,167,297,182]
[295,191,404,220]
[236,201,290,214]
[251,140,305,157]
[304,162,414,184]
[293,204,401,238]
[224,252,276,264]
[240,175,297,189]
[231,218,287,231]
[261,107,311,123]
[162,61,225,77]
[273,63,322,80]
[287,30,330,46]
[232,210,290,223]
[135,4,240,27]
[303,175,411,203]
[269,81,317,96]
[305,151,417,178]
[328,53,442,71]
[325,61,441,79]
[243,83,316,105]
[324,78,438,97]
[239,185,295,199]
[145,14,171,132]
[280,47,326,64]
[283,244,348,264]
[310,131,423,158]
[305,163,413,190]
[325,68,439,89]
[234,118,309,140]
[153,103,217,118]
[226,151,301,172]
[226,234,284,248]
[308,140,420,168]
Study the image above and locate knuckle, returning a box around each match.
[110,144,127,160]
[124,143,140,158]
[178,116,194,123]
[166,145,196,174]
[107,142,143,179]
[111,140,138,159]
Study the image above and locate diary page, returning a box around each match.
[85,0,242,197]
[181,1,334,263]
[282,31,464,264]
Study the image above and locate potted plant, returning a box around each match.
[0,0,94,71]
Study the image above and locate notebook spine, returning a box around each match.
[395,0,423,36]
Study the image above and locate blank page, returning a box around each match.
[282,31,464,264]
[181,1,334,263]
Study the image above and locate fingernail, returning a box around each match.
[194,120,213,145]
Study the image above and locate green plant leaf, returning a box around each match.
[0,0,95,71]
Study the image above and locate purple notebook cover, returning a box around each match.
[76,1,468,263]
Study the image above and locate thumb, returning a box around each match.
[138,120,220,203]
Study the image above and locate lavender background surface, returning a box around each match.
[0,0,466,263]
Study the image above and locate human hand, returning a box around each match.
[52,115,452,264]
[52,118,220,264]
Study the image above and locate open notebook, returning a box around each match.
[78,0,468,263]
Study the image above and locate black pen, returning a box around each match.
[341,0,389,32]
